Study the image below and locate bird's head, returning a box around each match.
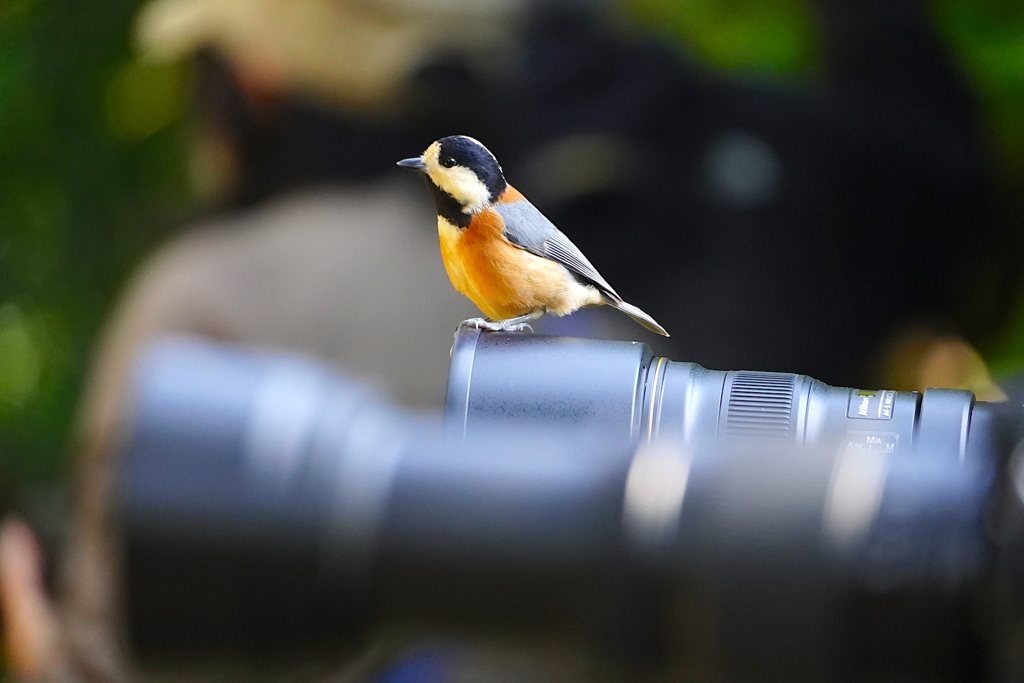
[398,135,506,214]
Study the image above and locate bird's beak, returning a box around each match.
[397,157,427,172]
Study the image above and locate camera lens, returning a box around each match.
[120,333,995,676]
[447,327,988,465]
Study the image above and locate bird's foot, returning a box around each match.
[458,317,534,333]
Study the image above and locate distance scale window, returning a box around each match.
[842,431,898,454]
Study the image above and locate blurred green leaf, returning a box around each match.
[106,58,186,140]
[936,0,1024,175]
[623,0,817,74]
[0,0,36,23]
[0,304,41,411]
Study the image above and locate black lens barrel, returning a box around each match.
[448,328,986,464]
[120,333,995,675]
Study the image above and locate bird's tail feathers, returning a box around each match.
[610,299,670,337]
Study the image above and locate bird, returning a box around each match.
[397,135,669,336]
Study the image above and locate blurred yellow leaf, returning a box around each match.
[0,304,40,410]
[105,59,187,140]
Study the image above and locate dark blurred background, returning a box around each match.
[0,0,1023,559]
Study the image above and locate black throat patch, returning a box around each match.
[426,179,471,228]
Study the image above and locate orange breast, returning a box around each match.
[437,206,569,321]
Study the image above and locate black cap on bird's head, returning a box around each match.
[398,135,507,216]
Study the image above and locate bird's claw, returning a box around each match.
[457,318,534,334]
[457,317,490,330]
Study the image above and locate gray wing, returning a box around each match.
[493,199,621,301]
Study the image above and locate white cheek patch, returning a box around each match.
[421,140,493,213]
[432,166,492,212]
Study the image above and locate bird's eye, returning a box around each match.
[440,156,457,168]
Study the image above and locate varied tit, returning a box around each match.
[397,136,669,336]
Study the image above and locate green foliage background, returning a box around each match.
[0,0,188,505]
[0,0,1022,501]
